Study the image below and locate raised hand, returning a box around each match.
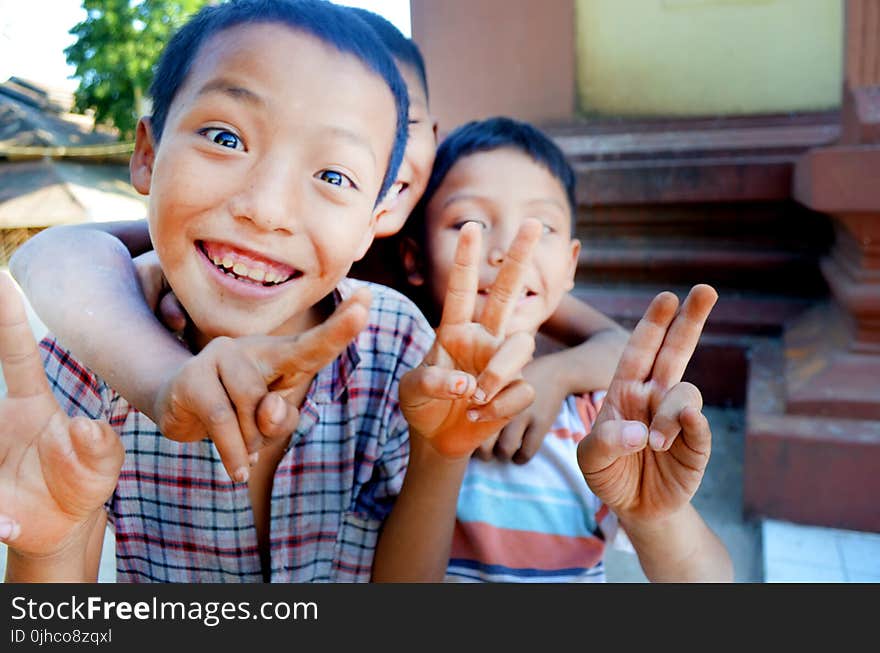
[153,287,371,482]
[0,272,123,559]
[576,284,718,525]
[400,220,541,458]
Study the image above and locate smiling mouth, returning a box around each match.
[197,241,303,287]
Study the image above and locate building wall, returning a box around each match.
[412,0,842,130]
[410,0,575,131]
[576,0,842,117]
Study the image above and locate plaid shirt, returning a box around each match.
[40,279,434,583]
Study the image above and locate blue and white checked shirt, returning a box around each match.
[40,279,434,582]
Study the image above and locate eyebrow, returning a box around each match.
[320,126,377,166]
[194,81,378,165]
[442,192,566,214]
[196,79,266,107]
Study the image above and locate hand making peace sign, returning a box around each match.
[152,287,372,483]
[0,272,124,561]
[577,284,718,525]
[399,220,542,459]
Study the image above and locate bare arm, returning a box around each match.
[372,441,468,582]
[5,512,107,583]
[541,292,624,347]
[82,219,153,257]
[622,504,733,582]
[9,225,190,419]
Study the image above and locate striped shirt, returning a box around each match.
[447,392,617,583]
[40,279,434,583]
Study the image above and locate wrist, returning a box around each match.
[408,431,473,472]
[5,511,103,582]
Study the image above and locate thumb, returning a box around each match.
[577,419,648,476]
[263,288,371,391]
[69,416,125,479]
[255,392,301,443]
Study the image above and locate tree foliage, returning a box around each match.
[65,0,207,140]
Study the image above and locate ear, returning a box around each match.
[564,238,581,291]
[372,198,408,238]
[130,118,156,196]
[399,236,425,287]
[431,117,439,143]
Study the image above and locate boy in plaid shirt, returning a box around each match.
[0,0,540,582]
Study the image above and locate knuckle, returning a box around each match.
[479,369,502,392]
[206,402,234,426]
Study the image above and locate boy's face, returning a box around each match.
[421,148,580,335]
[130,24,397,344]
[375,62,436,237]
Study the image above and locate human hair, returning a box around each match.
[345,6,429,100]
[405,117,577,244]
[148,0,409,203]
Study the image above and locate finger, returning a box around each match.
[255,392,301,443]
[268,287,371,390]
[69,416,125,479]
[611,291,680,383]
[186,376,252,483]
[158,291,188,332]
[466,379,534,424]
[513,416,555,465]
[399,365,477,409]
[649,284,718,388]
[493,414,529,461]
[648,381,704,451]
[677,405,712,462]
[216,355,267,460]
[473,331,535,404]
[478,219,542,336]
[438,222,481,327]
[0,271,50,398]
[474,432,500,461]
[0,515,21,542]
[576,419,648,475]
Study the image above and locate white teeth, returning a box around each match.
[247,268,265,282]
[232,262,249,277]
[264,271,277,284]
[222,256,234,269]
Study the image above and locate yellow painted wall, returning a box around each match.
[575,0,842,117]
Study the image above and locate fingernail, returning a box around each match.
[622,423,647,447]
[234,466,250,483]
[649,430,665,451]
[467,410,480,422]
[0,517,20,541]
[248,452,260,466]
[473,388,487,404]
[269,396,285,424]
[450,375,469,395]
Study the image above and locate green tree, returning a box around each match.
[65,0,206,140]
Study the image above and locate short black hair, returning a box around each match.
[148,0,409,203]
[345,6,429,100]
[409,116,577,240]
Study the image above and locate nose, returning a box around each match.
[229,157,298,235]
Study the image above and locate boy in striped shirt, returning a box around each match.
[386,117,734,582]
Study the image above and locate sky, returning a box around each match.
[0,0,411,92]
